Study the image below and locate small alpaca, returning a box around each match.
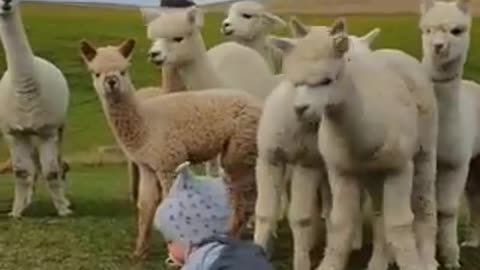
[420,0,480,268]
[254,18,380,270]
[221,1,286,73]
[0,0,72,217]
[141,6,277,101]
[80,38,261,259]
[278,19,437,270]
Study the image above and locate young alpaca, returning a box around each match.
[254,18,381,270]
[0,0,71,217]
[420,0,480,267]
[281,19,437,270]
[80,39,261,259]
[221,1,286,74]
[142,6,276,101]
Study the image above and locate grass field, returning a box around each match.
[0,3,479,270]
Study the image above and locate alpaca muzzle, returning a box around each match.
[103,75,122,102]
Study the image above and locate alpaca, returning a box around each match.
[276,18,437,270]
[141,6,277,101]
[254,18,380,270]
[221,1,286,73]
[80,38,261,259]
[0,0,72,217]
[141,6,276,178]
[420,0,480,267]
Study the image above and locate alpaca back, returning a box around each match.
[207,42,276,101]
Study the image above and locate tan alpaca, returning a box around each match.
[277,19,437,270]
[80,38,261,259]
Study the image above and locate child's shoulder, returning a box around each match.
[186,238,274,270]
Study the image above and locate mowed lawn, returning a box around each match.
[0,3,480,270]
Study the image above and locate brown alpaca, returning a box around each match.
[80,38,261,259]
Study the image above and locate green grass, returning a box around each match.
[0,3,479,270]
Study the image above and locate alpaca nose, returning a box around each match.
[434,43,446,54]
[221,21,233,35]
[105,75,119,89]
[149,51,165,65]
[295,104,309,117]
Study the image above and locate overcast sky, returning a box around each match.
[25,0,240,7]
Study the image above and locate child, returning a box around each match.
[154,162,274,270]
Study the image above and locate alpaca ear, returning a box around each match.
[262,12,287,28]
[186,6,204,27]
[457,0,470,13]
[118,39,136,59]
[330,17,347,36]
[289,16,310,38]
[420,0,435,14]
[140,7,162,24]
[333,35,349,58]
[80,39,97,63]
[269,36,296,55]
[360,28,381,46]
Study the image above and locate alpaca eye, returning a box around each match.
[242,13,253,19]
[120,70,126,76]
[172,37,184,43]
[451,27,464,36]
[94,73,100,78]
[426,28,432,34]
[313,78,333,87]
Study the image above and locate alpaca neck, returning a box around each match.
[238,34,268,58]
[324,76,385,158]
[178,33,225,90]
[162,65,185,92]
[101,81,149,154]
[422,54,465,123]
[0,8,35,85]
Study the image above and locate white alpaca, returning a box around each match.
[141,6,276,100]
[279,18,437,270]
[0,0,71,217]
[141,6,275,178]
[254,18,380,270]
[221,1,286,73]
[420,0,480,268]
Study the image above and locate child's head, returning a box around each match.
[154,162,232,265]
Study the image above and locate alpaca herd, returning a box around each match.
[0,0,479,270]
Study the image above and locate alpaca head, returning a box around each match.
[288,16,379,55]
[221,1,286,42]
[419,0,471,66]
[143,6,204,67]
[271,18,350,122]
[79,39,136,102]
[0,0,20,15]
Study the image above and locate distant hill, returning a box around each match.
[207,0,480,15]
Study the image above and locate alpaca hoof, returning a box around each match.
[7,211,22,219]
[461,239,479,248]
[443,262,461,270]
[132,248,149,261]
[57,208,73,217]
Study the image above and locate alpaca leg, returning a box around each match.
[351,189,364,250]
[134,166,161,260]
[436,164,468,269]
[462,161,480,248]
[5,134,37,218]
[225,168,256,238]
[128,161,140,204]
[254,157,286,251]
[38,133,72,216]
[289,165,321,270]
[366,181,393,270]
[412,151,438,270]
[278,166,292,221]
[383,161,423,270]
[316,171,360,270]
